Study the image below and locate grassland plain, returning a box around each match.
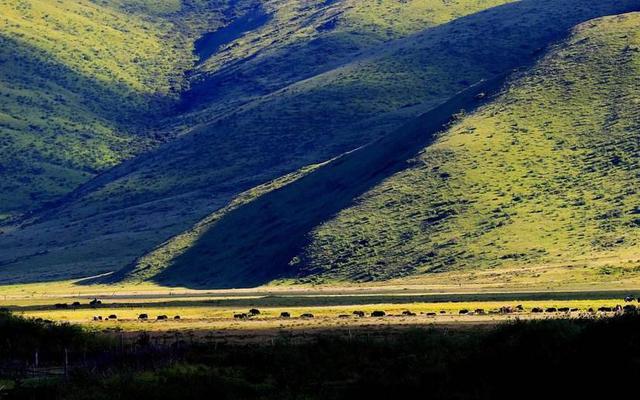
[3,0,638,285]
[2,282,636,334]
[115,7,640,289]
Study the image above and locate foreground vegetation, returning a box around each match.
[2,310,640,399]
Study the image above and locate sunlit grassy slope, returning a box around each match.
[295,12,640,283]
[125,10,640,289]
[1,1,639,286]
[0,0,532,282]
[0,0,195,216]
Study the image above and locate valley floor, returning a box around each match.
[2,277,639,339]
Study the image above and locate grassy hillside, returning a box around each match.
[184,0,516,113]
[125,10,640,289]
[295,12,640,283]
[122,78,503,287]
[1,0,639,285]
[0,0,197,217]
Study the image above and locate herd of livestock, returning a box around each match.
[69,295,640,323]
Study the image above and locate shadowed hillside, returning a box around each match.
[1,0,639,285]
[123,11,640,288]
[119,78,504,287]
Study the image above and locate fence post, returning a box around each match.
[64,348,69,379]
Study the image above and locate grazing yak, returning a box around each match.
[174,315,181,320]
[108,314,117,320]
[280,312,291,318]
[300,313,314,318]
[234,313,248,319]
[54,303,68,309]
[371,311,386,317]
[624,296,635,302]
[531,307,544,313]
[352,311,365,317]
[138,313,149,320]
[157,315,168,321]
[426,312,437,317]
[92,316,102,321]
[474,309,486,315]
[249,309,261,316]
[402,310,416,316]
[459,309,469,315]
[545,307,557,313]
[623,305,637,313]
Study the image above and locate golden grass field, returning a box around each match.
[1,277,638,342]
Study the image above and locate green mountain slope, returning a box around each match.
[128,10,640,288]
[0,0,195,218]
[1,0,639,285]
[298,12,640,283]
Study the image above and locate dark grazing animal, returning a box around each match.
[352,311,365,317]
[156,315,168,320]
[234,313,248,319]
[280,312,291,318]
[402,310,416,316]
[174,315,181,320]
[108,314,117,319]
[371,311,386,317]
[249,308,261,316]
[300,313,314,318]
[138,313,148,320]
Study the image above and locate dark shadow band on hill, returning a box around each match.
[194,4,271,65]
[13,0,640,286]
[109,76,509,289]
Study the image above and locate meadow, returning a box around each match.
[1,279,638,337]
